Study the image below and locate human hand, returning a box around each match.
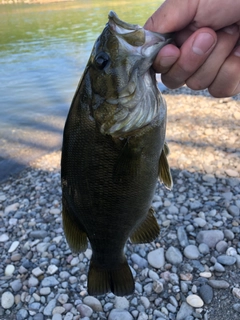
[145,0,240,97]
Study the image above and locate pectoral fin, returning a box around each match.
[62,197,88,253]
[130,207,160,244]
[159,142,173,190]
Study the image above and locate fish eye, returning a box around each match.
[94,52,110,70]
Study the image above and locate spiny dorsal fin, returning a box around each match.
[159,142,173,190]
[130,207,160,244]
[62,198,88,253]
[88,259,134,296]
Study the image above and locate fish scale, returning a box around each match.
[61,11,172,296]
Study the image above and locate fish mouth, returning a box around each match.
[108,11,172,60]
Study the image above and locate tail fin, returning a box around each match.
[88,259,134,296]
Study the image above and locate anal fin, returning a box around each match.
[159,142,173,190]
[130,207,160,244]
[88,259,134,296]
[62,199,88,253]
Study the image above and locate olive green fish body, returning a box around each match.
[61,11,172,296]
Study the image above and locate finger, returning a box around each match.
[161,28,217,89]
[144,0,198,33]
[152,44,180,74]
[186,24,240,91]
[208,45,240,97]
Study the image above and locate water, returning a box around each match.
[0,0,163,180]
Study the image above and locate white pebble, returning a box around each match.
[1,291,14,309]
[226,247,237,256]
[0,234,9,242]
[186,294,204,308]
[8,241,20,253]
[47,265,58,275]
[233,288,240,299]
[199,272,212,278]
[5,265,15,276]
[147,248,165,268]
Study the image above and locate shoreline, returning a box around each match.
[1,86,239,184]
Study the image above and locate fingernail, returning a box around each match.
[160,56,177,67]
[192,33,215,55]
[223,24,238,35]
[234,46,240,57]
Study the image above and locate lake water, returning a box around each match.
[0,0,163,181]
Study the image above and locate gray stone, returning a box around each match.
[199,284,213,304]
[184,245,200,259]
[1,291,14,309]
[196,230,224,248]
[131,253,148,269]
[177,226,189,247]
[198,243,210,255]
[29,230,48,239]
[43,299,57,316]
[224,229,235,240]
[227,205,239,217]
[41,276,59,287]
[108,309,133,320]
[165,246,183,265]
[217,255,236,265]
[33,314,44,320]
[16,309,29,320]
[233,303,240,313]
[10,279,22,292]
[208,280,230,289]
[103,302,113,312]
[147,248,165,268]
[216,241,228,253]
[176,302,193,320]
[83,296,102,312]
[28,276,39,287]
[194,218,206,227]
[213,262,225,272]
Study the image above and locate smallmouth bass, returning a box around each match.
[61,11,172,296]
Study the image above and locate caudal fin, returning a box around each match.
[88,259,134,296]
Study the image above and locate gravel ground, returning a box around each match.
[0,88,240,320]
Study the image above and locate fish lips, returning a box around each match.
[108,10,172,64]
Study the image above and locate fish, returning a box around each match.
[61,11,173,296]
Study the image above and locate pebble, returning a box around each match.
[5,264,15,276]
[208,280,230,289]
[186,295,204,308]
[8,240,20,253]
[0,233,9,242]
[108,309,133,320]
[77,304,93,317]
[199,284,213,304]
[165,246,183,265]
[131,253,148,269]
[1,291,15,309]
[10,279,22,292]
[41,276,59,287]
[177,226,189,247]
[196,230,224,248]
[216,241,228,253]
[147,248,165,268]
[114,296,129,309]
[233,303,240,313]
[199,272,212,278]
[217,255,237,266]
[83,296,102,312]
[183,245,200,259]
[233,288,240,299]
[198,243,210,255]
[176,302,193,320]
